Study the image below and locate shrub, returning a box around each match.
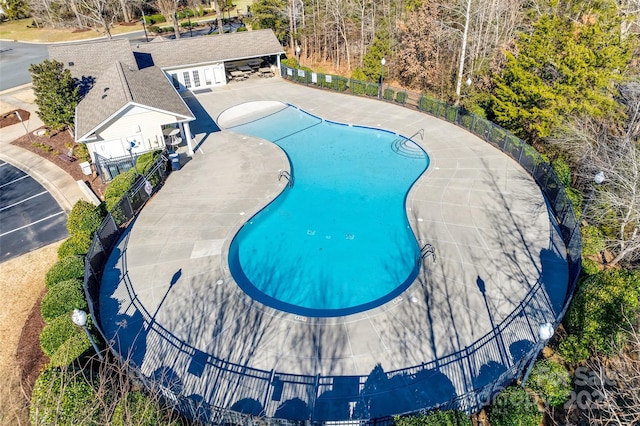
[41,278,87,323]
[45,255,85,288]
[111,390,184,426]
[365,82,379,97]
[135,149,162,176]
[237,25,247,32]
[581,257,600,275]
[526,359,572,407]
[281,57,297,68]
[551,157,572,188]
[395,91,407,104]
[489,386,542,426]
[30,366,103,425]
[176,9,194,18]
[58,231,93,259]
[74,143,90,162]
[581,225,606,257]
[40,313,85,357]
[350,67,367,82]
[565,269,640,356]
[558,334,590,363]
[104,169,136,212]
[146,14,166,24]
[383,88,395,101]
[394,409,472,425]
[66,200,106,236]
[48,330,92,367]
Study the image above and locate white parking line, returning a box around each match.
[0,174,29,189]
[0,190,47,212]
[0,211,66,237]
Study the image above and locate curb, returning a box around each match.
[0,83,32,96]
[0,149,78,212]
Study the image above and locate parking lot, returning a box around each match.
[0,161,68,262]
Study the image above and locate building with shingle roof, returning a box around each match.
[48,30,284,181]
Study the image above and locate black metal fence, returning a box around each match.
[94,152,145,183]
[82,70,582,425]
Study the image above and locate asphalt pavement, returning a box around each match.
[0,40,48,91]
[0,160,68,262]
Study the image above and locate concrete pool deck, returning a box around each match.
[99,78,569,419]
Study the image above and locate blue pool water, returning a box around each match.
[227,105,429,317]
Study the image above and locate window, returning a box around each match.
[171,73,179,89]
[193,70,201,87]
[183,71,191,88]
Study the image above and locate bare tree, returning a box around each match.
[76,0,119,38]
[550,82,640,268]
[155,0,181,38]
[581,316,640,425]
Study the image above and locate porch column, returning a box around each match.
[179,122,194,156]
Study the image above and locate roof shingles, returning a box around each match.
[48,30,284,140]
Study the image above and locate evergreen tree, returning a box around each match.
[491,6,631,141]
[29,60,79,131]
[1,0,30,20]
[248,0,289,44]
[362,25,391,83]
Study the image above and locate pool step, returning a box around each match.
[391,137,425,159]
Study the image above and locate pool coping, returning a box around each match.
[99,78,570,419]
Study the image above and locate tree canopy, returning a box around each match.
[491,9,632,141]
[29,59,79,131]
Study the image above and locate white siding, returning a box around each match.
[166,62,226,91]
[87,105,186,159]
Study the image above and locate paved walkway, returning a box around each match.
[0,86,85,212]
[99,79,568,420]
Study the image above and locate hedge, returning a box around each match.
[30,366,104,425]
[394,409,472,425]
[143,14,166,25]
[104,169,136,212]
[526,359,572,407]
[49,330,92,367]
[489,386,542,426]
[565,269,640,358]
[40,313,86,357]
[57,231,93,259]
[111,390,184,426]
[45,255,85,288]
[66,200,106,237]
[40,278,87,323]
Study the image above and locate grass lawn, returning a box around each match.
[0,18,146,42]
[0,2,254,43]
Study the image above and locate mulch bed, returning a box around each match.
[1,109,30,128]
[16,291,48,399]
[10,125,106,199]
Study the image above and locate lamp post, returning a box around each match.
[14,111,33,143]
[521,322,554,387]
[127,141,139,177]
[72,309,104,361]
[141,10,149,42]
[380,57,386,99]
[295,45,301,69]
[581,171,605,219]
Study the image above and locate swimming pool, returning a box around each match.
[226,104,429,317]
